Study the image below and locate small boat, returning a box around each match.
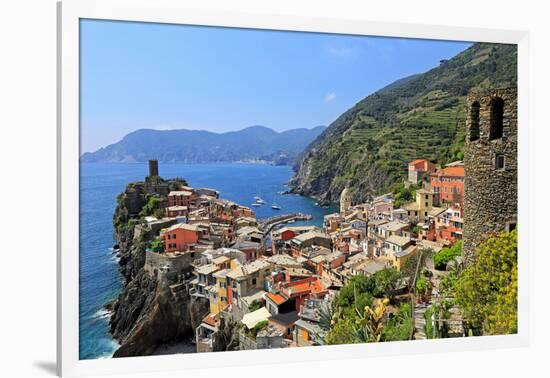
[271,194,281,210]
[251,203,261,207]
[254,196,261,201]
[256,198,265,204]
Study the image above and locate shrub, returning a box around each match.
[433,241,462,270]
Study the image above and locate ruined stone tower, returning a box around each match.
[340,187,352,214]
[463,87,517,260]
[148,159,159,177]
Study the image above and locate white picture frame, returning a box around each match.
[57,0,530,376]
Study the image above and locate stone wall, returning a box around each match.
[463,87,517,260]
[144,251,195,282]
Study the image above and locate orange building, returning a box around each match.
[408,159,436,184]
[430,164,465,205]
[163,223,200,252]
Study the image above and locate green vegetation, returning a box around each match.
[454,230,518,335]
[326,268,408,344]
[383,302,413,341]
[247,301,264,312]
[244,320,269,340]
[148,237,164,253]
[292,43,517,202]
[393,182,416,209]
[433,241,462,270]
[139,194,166,219]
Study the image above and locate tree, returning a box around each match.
[454,230,517,335]
[372,268,402,301]
[149,237,164,253]
[433,241,462,270]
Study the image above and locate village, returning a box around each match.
[121,87,517,352]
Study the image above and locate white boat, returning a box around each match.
[271,195,281,210]
[251,203,261,207]
[256,198,265,204]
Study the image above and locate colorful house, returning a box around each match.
[430,162,465,205]
[408,159,436,184]
[163,223,200,252]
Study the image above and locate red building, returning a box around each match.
[430,164,465,205]
[168,190,195,208]
[163,223,200,252]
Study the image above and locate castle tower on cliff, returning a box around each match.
[463,87,518,260]
[148,159,159,177]
[340,187,352,214]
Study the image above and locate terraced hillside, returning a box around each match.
[290,43,517,204]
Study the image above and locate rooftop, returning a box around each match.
[380,220,410,232]
[395,245,417,258]
[269,311,299,326]
[266,292,288,306]
[386,235,411,247]
[168,190,194,196]
[241,307,271,329]
[292,231,331,244]
[165,223,200,232]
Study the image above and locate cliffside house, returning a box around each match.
[408,159,436,185]
[162,223,201,252]
[168,189,196,208]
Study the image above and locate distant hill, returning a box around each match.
[80,126,326,165]
[290,42,517,204]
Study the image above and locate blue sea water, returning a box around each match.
[79,162,336,360]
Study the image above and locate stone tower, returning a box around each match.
[148,159,159,177]
[463,87,517,260]
[340,187,352,214]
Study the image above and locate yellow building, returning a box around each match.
[403,189,437,223]
[392,245,418,271]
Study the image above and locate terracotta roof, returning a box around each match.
[434,165,465,177]
[283,278,326,296]
[202,314,217,327]
[266,292,288,306]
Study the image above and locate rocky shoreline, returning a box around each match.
[106,180,209,358]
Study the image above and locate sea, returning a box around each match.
[79,162,337,360]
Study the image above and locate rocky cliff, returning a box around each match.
[108,180,209,357]
[290,43,518,204]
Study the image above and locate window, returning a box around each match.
[507,222,517,232]
[425,202,428,207]
[425,212,428,217]
[252,278,257,285]
[495,154,505,170]
[450,187,454,193]
[470,101,481,141]
[489,97,504,140]
[425,194,429,200]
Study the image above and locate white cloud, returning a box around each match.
[324,92,336,103]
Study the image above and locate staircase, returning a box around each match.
[413,302,428,340]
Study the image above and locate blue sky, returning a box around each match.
[80,19,471,153]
